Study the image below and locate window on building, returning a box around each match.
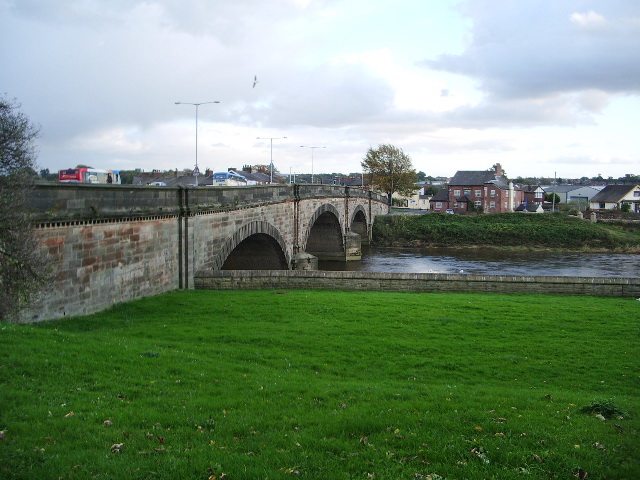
[454,202,458,207]
[475,190,481,197]
[599,203,605,209]
[436,202,442,208]
[454,189,461,196]
[491,190,496,197]
[490,201,496,208]
[634,190,640,197]
[463,189,471,195]
[535,191,543,199]
[474,201,482,207]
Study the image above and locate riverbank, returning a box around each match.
[372,213,640,251]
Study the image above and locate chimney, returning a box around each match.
[495,163,503,177]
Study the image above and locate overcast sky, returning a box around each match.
[2,0,639,180]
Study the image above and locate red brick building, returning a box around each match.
[522,184,545,207]
[446,164,523,213]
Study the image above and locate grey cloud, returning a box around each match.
[5,0,140,26]
[239,64,395,129]
[422,0,640,99]
[1,0,356,144]
[551,154,637,166]
[438,94,600,129]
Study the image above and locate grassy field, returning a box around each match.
[374,213,640,251]
[1,290,638,479]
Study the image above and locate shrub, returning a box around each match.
[580,398,629,419]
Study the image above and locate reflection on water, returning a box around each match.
[319,246,640,278]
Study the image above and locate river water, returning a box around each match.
[319,246,640,278]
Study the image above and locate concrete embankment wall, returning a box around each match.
[195,270,640,297]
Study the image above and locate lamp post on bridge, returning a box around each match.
[256,136,287,183]
[175,100,220,186]
[299,145,325,184]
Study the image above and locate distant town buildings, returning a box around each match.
[90,162,639,215]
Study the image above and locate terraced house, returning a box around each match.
[446,163,524,213]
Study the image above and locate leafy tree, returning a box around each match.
[361,144,416,205]
[416,171,426,182]
[545,192,561,204]
[621,173,640,183]
[118,170,137,184]
[252,164,282,176]
[39,167,57,181]
[0,96,49,321]
[424,185,440,195]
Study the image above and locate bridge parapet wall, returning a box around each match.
[29,184,388,222]
[189,185,295,212]
[29,183,182,221]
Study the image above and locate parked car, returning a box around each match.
[445,209,455,214]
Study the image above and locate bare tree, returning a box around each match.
[0,96,48,321]
[361,144,417,205]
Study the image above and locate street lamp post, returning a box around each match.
[300,145,326,184]
[256,136,287,183]
[175,101,220,186]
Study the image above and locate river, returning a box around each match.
[319,246,640,278]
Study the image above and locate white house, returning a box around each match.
[392,184,432,210]
[589,184,640,212]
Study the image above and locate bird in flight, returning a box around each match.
[252,75,258,88]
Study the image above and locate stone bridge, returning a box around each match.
[24,183,388,322]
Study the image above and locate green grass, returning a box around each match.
[1,290,639,479]
[373,213,640,250]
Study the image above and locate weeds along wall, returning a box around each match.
[195,270,640,298]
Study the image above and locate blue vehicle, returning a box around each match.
[210,171,248,186]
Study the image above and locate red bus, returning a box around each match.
[58,168,121,184]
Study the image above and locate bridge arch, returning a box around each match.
[303,204,345,261]
[212,221,289,270]
[350,205,369,244]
